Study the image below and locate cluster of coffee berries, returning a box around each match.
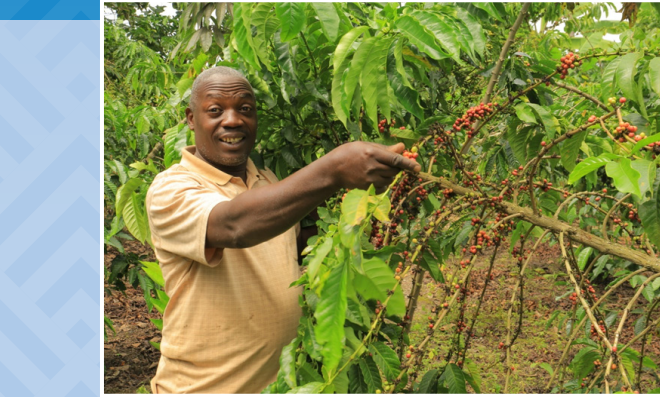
[452,102,496,138]
[593,359,602,368]
[462,171,482,187]
[608,96,627,106]
[370,219,385,247]
[511,165,524,177]
[557,52,581,79]
[568,292,578,306]
[405,345,415,359]
[627,204,641,222]
[456,320,467,333]
[534,178,553,192]
[394,261,404,281]
[590,321,605,338]
[374,300,383,315]
[403,145,419,161]
[585,281,598,301]
[377,118,395,133]
[498,341,505,350]
[441,188,454,198]
[613,121,640,142]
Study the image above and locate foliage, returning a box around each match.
[103,2,660,393]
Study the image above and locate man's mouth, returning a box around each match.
[219,136,245,144]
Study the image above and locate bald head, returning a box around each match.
[189,66,253,111]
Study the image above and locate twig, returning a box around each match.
[461,3,531,154]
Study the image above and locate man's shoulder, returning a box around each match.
[151,164,204,186]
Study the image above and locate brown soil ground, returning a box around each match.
[103,239,660,394]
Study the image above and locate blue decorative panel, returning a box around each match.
[0,1,100,395]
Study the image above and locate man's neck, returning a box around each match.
[194,149,248,184]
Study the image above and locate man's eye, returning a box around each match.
[241,106,252,112]
[209,108,221,113]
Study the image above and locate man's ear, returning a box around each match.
[185,107,195,130]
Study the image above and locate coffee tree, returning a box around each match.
[104,2,660,393]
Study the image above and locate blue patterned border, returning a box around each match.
[0,0,100,395]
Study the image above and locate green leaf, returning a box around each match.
[391,128,421,141]
[314,261,348,374]
[514,103,536,124]
[526,103,559,139]
[616,52,643,106]
[631,132,660,155]
[344,38,376,117]
[311,3,340,43]
[361,37,393,127]
[139,261,164,287]
[462,359,482,393]
[123,192,149,244]
[570,346,600,381]
[333,26,370,73]
[232,3,260,69]
[115,178,144,218]
[307,236,334,281]
[331,57,351,125]
[411,11,461,62]
[561,131,587,172]
[369,342,401,382]
[149,318,162,331]
[285,382,325,394]
[568,153,620,184]
[417,369,439,393]
[456,9,485,57]
[369,195,391,223]
[353,257,406,317]
[605,158,641,198]
[649,58,660,98]
[386,46,424,120]
[341,189,370,226]
[576,247,593,271]
[348,362,367,393]
[631,159,654,198]
[420,251,443,282]
[395,16,448,60]
[442,364,467,394]
[279,338,298,389]
[298,362,323,384]
[358,356,382,394]
[275,3,306,42]
[639,181,660,248]
[391,38,413,89]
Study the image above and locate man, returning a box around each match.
[147,66,420,393]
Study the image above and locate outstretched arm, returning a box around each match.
[206,142,420,249]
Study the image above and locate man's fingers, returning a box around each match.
[386,142,405,154]
[386,152,421,173]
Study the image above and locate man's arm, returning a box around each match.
[206,142,420,249]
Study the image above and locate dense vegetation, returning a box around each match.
[104,2,660,393]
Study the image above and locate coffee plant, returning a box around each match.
[104,2,660,393]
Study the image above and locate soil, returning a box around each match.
[103,239,660,394]
[104,241,161,394]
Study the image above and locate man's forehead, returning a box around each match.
[200,76,254,99]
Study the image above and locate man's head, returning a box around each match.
[186,67,258,171]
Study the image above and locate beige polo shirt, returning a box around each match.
[146,146,302,394]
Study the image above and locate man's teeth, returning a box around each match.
[221,137,243,143]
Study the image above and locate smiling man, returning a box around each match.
[146,66,420,393]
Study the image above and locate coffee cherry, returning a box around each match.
[619,97,627,103]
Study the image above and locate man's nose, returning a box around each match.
[221,109,243,128]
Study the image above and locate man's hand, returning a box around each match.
[326,142,421,193]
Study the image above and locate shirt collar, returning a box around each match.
[180,146,262,187]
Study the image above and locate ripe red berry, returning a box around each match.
[541,141,546,146]
[619,97,627,103]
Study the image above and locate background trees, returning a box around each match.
[104,2,660,393]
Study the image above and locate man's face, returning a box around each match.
[186,74,257,170]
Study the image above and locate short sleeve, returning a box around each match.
[147,172,229,267]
